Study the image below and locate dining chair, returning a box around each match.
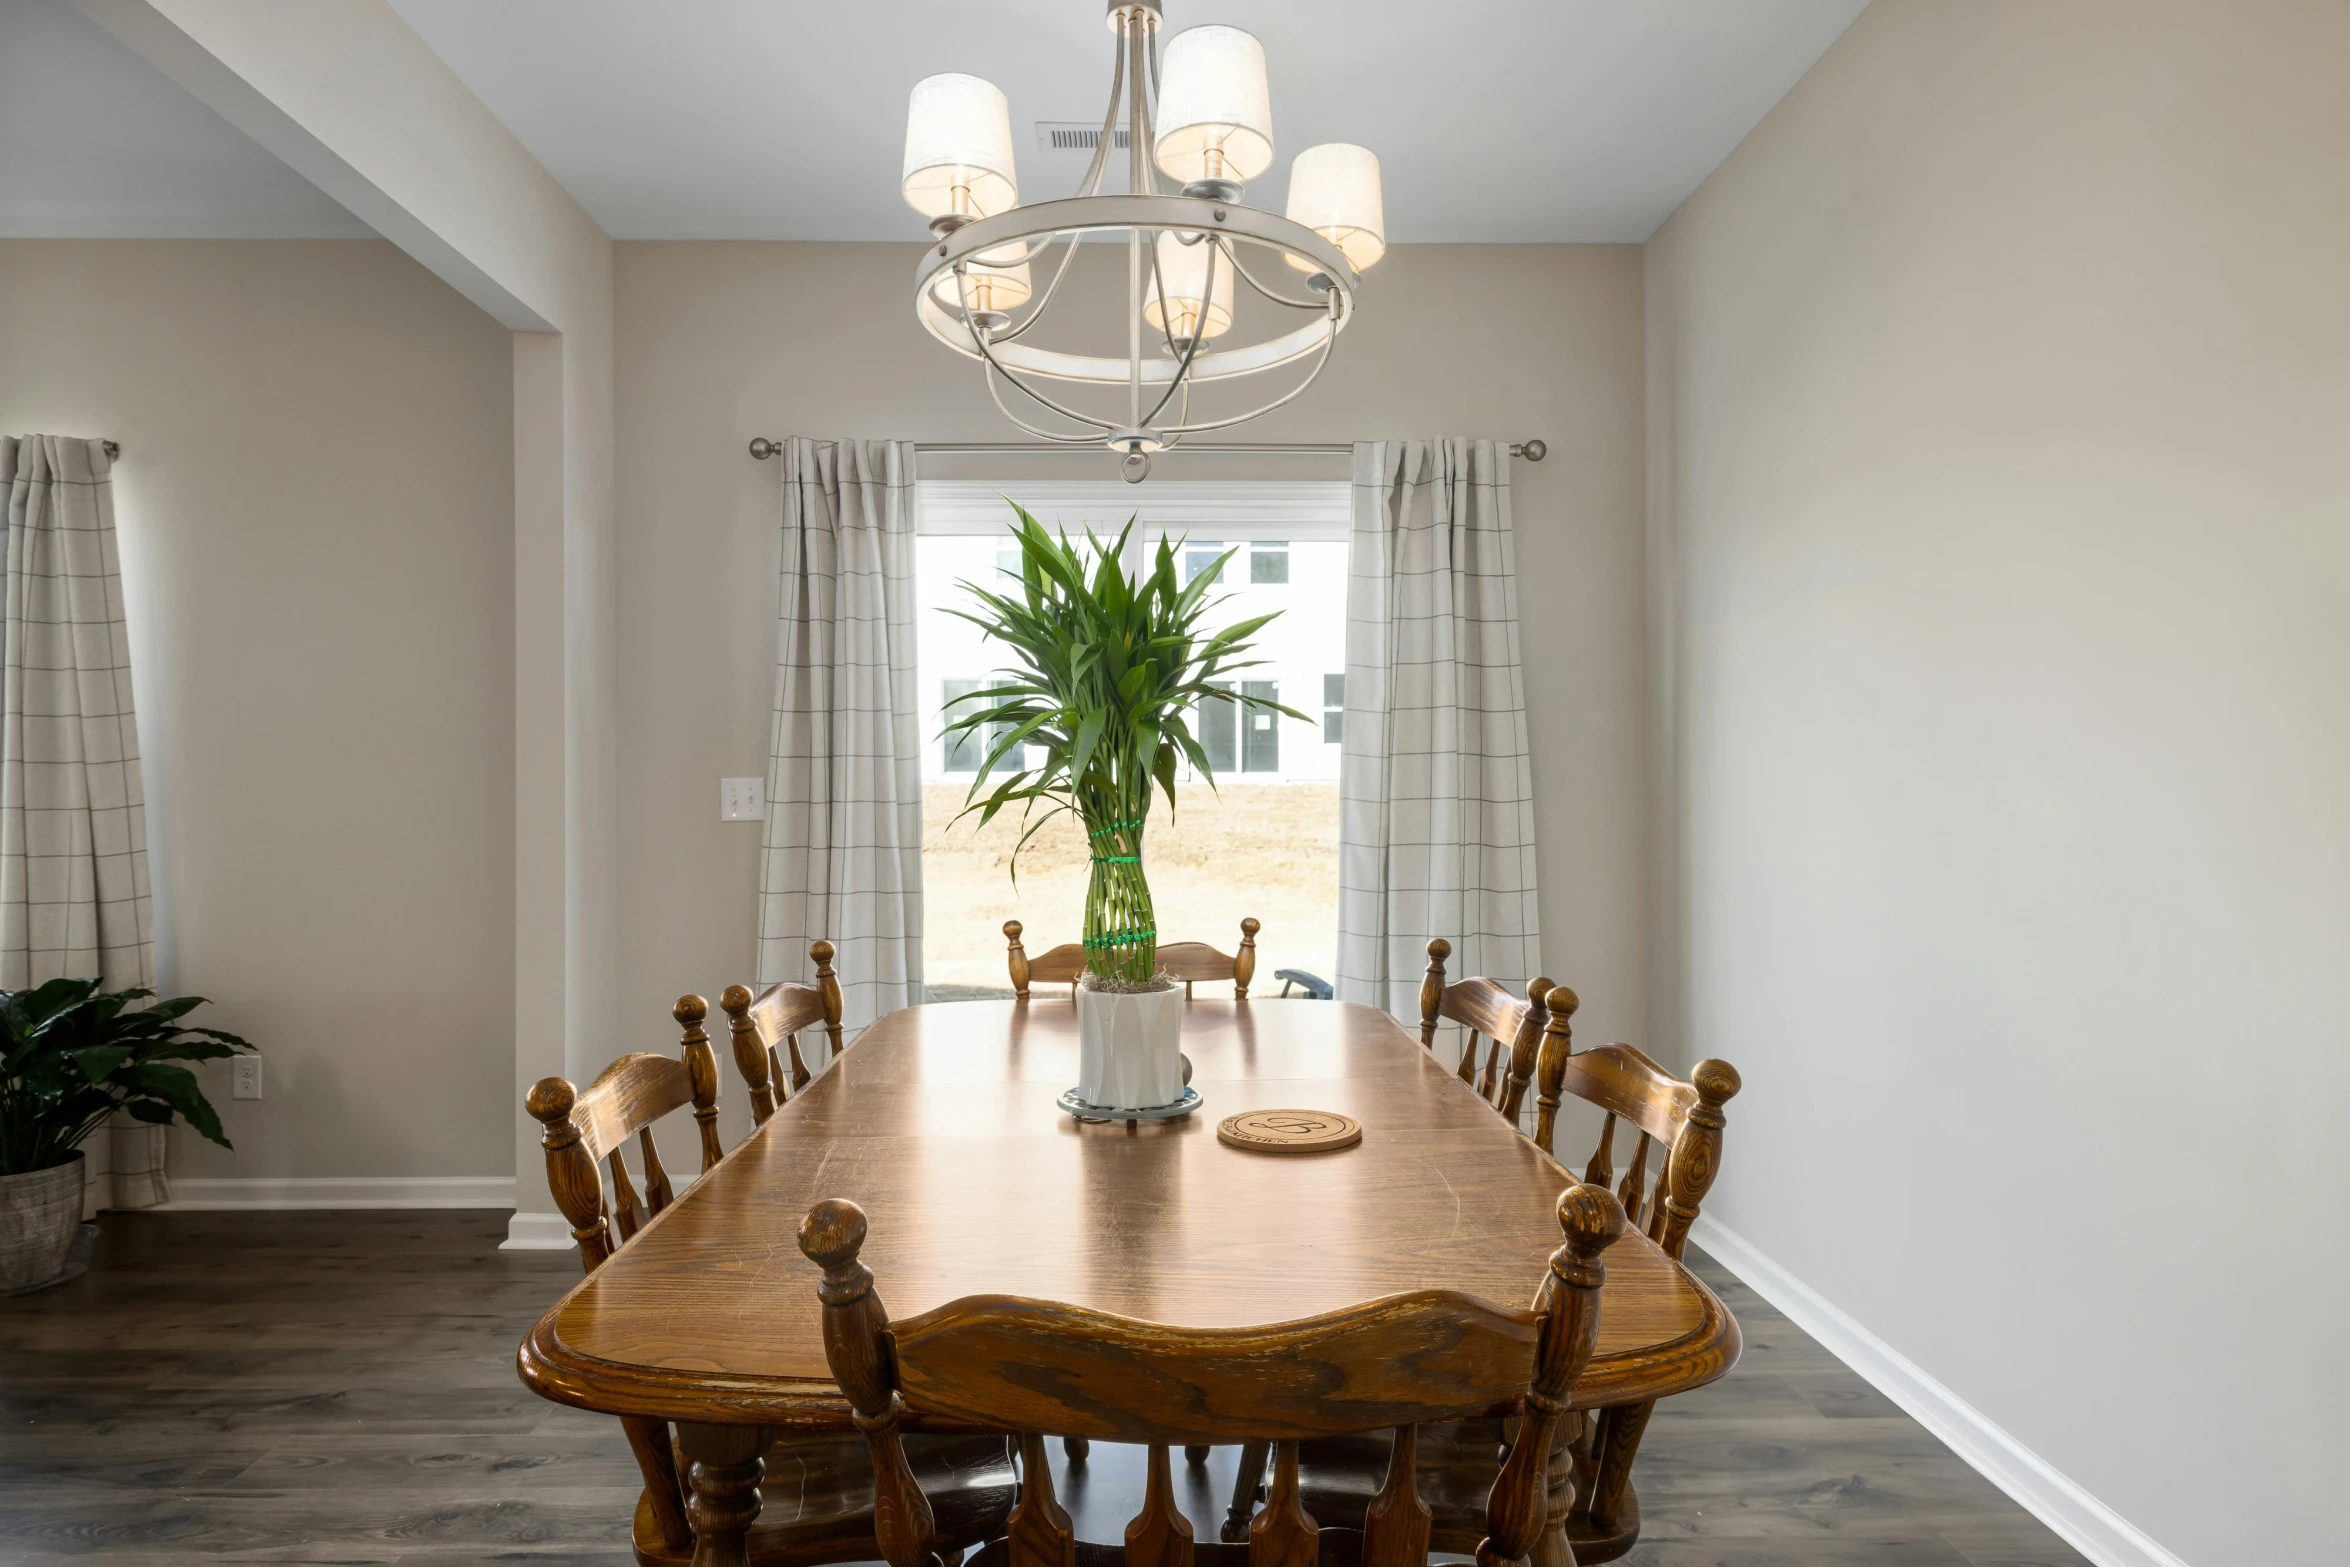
[719,939,845,1123]
[1000,911,1258,1468]
[1416,937,1560,1121]
[1525,1011,1742,1560]
[527,994,1017,1567]
[1227,996,1738,1563]
[1218,956,1567,1548]
[787,1179,1628,1567]
[1003,915,1259,999]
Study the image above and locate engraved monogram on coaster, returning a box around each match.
[1216,1108,1363,1154]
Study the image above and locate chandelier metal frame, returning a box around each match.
[911,0,1362,469]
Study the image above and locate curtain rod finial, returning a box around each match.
[749,437,782,461]
[1515,439,1546,462]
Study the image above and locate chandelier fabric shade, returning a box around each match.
[1284,143,1387,272]
[1144,232,1235,341]
[901,73,1019,220]
[1152,25,1275,186]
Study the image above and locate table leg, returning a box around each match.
[679,1422,768,1567]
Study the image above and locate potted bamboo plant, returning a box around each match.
[946,507,1301,1114]
[0,978,251,1293]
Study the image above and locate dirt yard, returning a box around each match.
[922,781,1339,992]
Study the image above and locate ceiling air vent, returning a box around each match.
[1036,123,1133,152]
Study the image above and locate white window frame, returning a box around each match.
[917,479,1349,550]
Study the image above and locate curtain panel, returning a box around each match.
[755,438,924,1047]
[1,436,161,1214]
[1337,438,1542,1028]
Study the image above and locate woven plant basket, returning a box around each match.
[0,1153,87,1294]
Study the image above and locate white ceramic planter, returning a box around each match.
[1076,984,1186,1111]
[0,1152,85,1294]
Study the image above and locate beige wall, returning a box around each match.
[0,238,516,1185]
[1645,3,2350,1563]
[611,241,1649,1092]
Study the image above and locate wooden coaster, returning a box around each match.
[1216,1108,1362,1155]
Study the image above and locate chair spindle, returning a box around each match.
[724,982,781,1124]
[1585,1114,1617,1191]
[1363,1425,1432,1567]
[1125,1444,1193,1567]
[1250,1440,1317,1567]
[1008,1430,1076,1567]
[1530,986,1578,1154]
[608,1151,645,1242]
[637,1127,674,1214]
[1418,937,1452,1049]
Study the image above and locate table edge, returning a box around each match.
[515,1263,1741,1429]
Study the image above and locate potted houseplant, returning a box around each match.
[946,507,1302,1114]
[0,978,252,1293]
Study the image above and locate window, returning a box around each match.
[915,481,1349,998]
[1322,673,1344,745]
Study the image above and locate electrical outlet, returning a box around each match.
[232,1056,263,1101]
[721,777,765,821]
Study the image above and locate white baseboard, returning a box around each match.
[500,1210,578,1251]
[156,1176,515,1210]
[1689,1215,2190,1567]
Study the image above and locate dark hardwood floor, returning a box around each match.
[0,1211,2084,1565]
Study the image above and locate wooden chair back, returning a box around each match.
[719,939,845,1124]
[525,996,726,1266]
[797,1184,1627,1567]
[523,995,727,1555]
[1004,916,1259,1000]
[1417,938,1561,1121]
[1528,1011,1740,1262]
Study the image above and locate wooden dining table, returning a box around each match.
[518,997,1739,1564]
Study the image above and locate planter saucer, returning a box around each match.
[1058,1086,1203,1125]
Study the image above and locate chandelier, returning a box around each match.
[902,0,1384,478]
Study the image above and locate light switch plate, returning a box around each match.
[721,777,765,821]
[232,1056,263,1101]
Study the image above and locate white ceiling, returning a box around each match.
[1,0,1866,246]
[387,0,1869,244]
[0,0,373,239]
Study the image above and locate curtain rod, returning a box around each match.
[746,437,1546,463]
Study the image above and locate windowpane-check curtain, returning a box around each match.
[755,439,923,1049]
[1337,439,1541,1027]
[2,436,161,1215]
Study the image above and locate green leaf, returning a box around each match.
[65,1044,132,1084]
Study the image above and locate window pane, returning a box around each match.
[942,678,983,772]
[1250,543,1289,584]
[1242,680,1279,773]
[1184,544,1224,585]
[1322,672,1345,708]
[1323,709,1343,745]
[1199,681,1236,774]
